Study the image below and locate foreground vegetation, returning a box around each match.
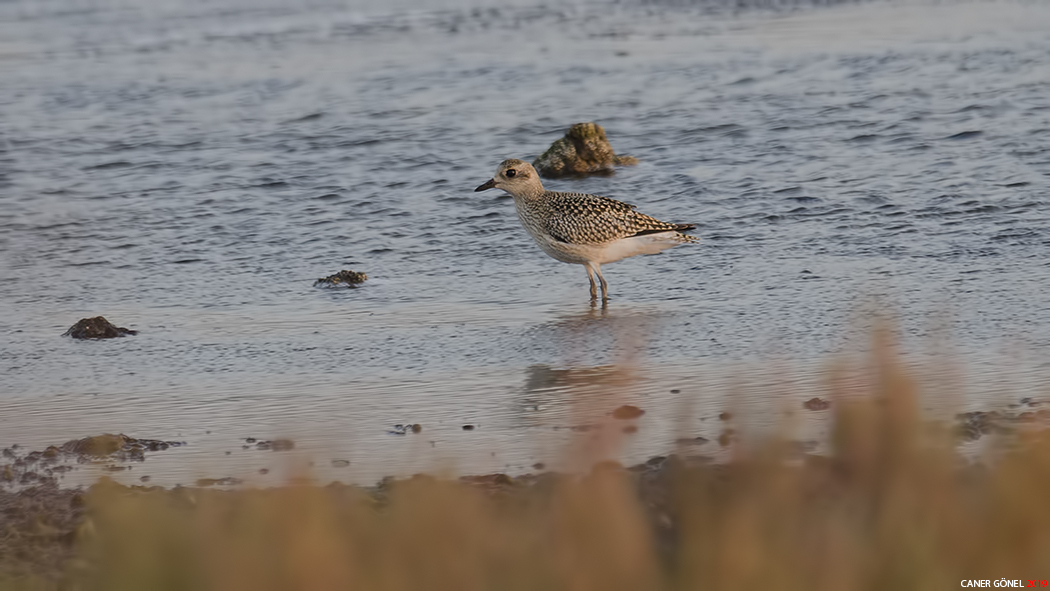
[4,337,1050,590]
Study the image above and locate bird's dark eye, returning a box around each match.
[505,169,517,178]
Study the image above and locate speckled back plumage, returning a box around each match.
[517,190,697,245]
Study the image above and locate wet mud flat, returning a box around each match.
[5,438,1050,587]
[0,455,681,584]
[0,453,929,584]
[3,396,1050,586]
[0,484,83,584]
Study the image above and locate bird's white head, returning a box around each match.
[474,159,545,199]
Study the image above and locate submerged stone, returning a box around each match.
[62,316,136,339]
[271,438,295,452]
[532,122,638,178]
[314,270,368,288]
[612,405,645,420]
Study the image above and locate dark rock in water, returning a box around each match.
[803,397,831,411]
[314,270,368,288]
[63,316,136,339]
[532,122,638,178]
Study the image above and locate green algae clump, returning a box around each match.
[314,270,368,288]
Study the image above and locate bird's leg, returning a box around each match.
[595,264,609,302]
[585,265,598,301]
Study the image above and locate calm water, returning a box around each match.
[2,0,1050,485]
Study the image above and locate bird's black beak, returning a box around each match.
[475,179,497,192]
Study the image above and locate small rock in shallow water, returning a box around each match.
[63,316,136,339]
[314,270,368,288]
[331,459,350,468]
[804,397,831,411]
[612,405,645,420]
[532,122,638,178]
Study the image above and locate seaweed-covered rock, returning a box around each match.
[532,122,638,178]
[60,434,182,461]
[314,270,368,288]
[63,316,136,339]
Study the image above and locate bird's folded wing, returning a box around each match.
[542,193,682,244]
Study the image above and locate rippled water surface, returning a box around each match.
[2,0,1050,485]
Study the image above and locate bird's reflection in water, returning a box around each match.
[517,303,660,434]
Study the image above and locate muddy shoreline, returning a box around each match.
[3,398,1047,584]
[0,454,685,584]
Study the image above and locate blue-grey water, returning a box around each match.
[2,0,1050,486]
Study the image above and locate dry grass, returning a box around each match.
[7,336,1050,590]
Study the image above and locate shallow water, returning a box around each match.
[2,0,1050,486]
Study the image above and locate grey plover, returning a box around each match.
[475,159,698,302]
